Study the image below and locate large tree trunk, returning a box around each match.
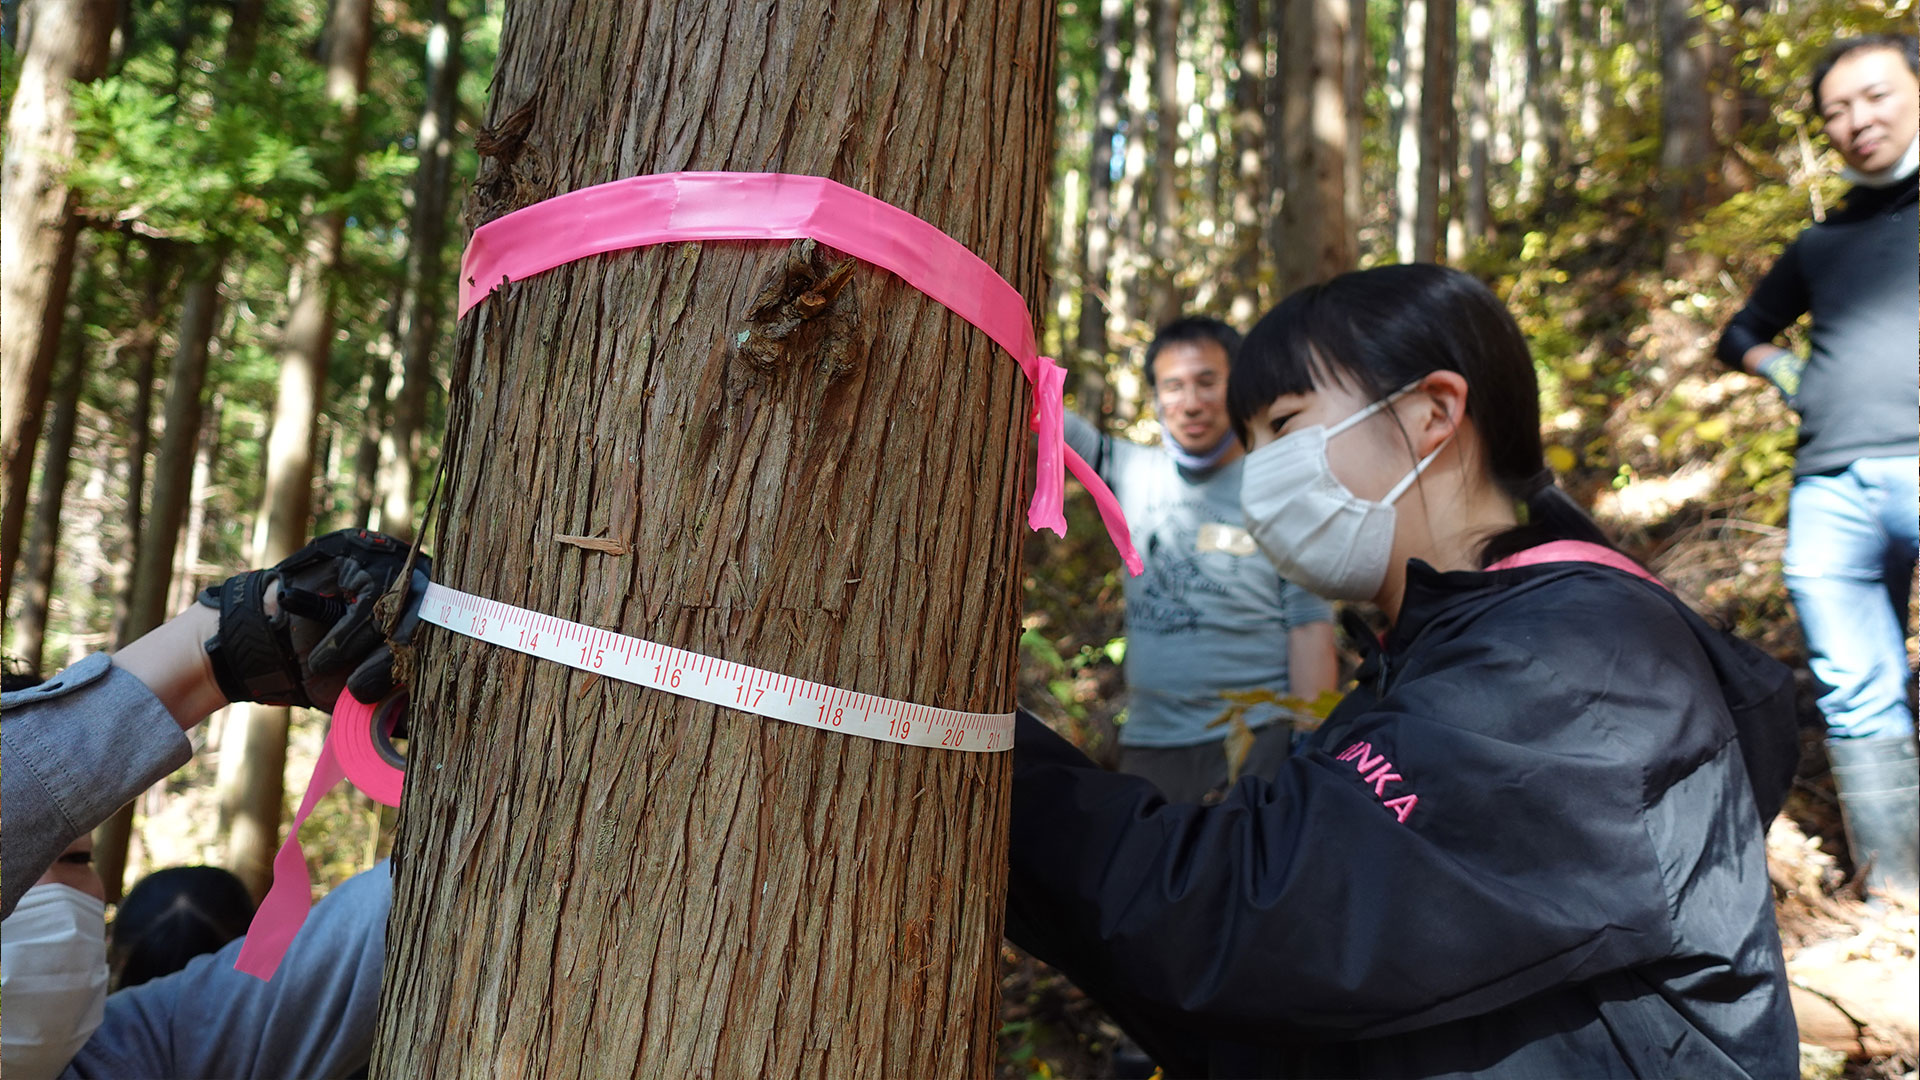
[1,0,116,609]
[221,0,374,899]
[370,2,1050,1076]
[13,321,89,674]
[1072,0,1124,418]
[374,1,462,540]
[1274,0,1362,293]
[1656,0,1713,224]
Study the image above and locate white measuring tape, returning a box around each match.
[418,582,1013,752]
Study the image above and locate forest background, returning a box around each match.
[1,0,1913,1075]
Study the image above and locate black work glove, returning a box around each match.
[198,529,431,711]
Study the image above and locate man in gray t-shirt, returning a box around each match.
[1065,317,1335,802]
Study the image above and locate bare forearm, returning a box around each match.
[111,604,227,730]
[1287,623,1338,701]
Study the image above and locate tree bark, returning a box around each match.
[1,0,116,610]
[370,2,1049,1076]
[222,0,375,899]
[374,1,462,540]
[14,321,89,675]
[1275,0,1361,292]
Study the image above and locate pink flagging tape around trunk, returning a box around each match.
[456,171,1141,576]
[237,173,1146,982]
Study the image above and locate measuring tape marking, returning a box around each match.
[418,582,1011,752]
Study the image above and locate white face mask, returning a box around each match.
[1240,382,1452,602]
[2,883,110,1080]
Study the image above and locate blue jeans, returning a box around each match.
[1785,456,1919,741]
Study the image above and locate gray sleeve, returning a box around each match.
[1,653,193,919]
[63,862,391,1080]
[1061,412,1111,480]
[1280,581,1334,629]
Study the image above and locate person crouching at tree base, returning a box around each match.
[1717,33,1920,903]
[1005,264,1800,1077]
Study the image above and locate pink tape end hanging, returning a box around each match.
[234,690,402,980]
[1027,357,1069,537]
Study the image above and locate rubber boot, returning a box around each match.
[1826,735,1920,902]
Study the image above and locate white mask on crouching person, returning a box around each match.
[1240,381,1453,602]
[1,883,111,1080]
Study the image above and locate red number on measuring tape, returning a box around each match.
[735,684,765,708]
[888,717,911,740]
[471,615,487,635]
[941,728,963,747]
[581,644,605,668]
[817,704,845,727]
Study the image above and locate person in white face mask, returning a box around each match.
[1716,33,1919,903]
[1,837,109,1080]
[1003,264,1801,1078]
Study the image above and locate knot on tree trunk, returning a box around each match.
[467,98,552,230]
[731,238,861,382]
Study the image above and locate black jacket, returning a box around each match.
[1007,559,1800,1078]
[1715,174,1919,476]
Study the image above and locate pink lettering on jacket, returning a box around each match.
[1334,740,1419,823]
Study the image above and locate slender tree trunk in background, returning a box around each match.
[123,265,219,643]
[91,256,212,903]
[1102,0,1149,410]
[1074,0,1125,419]
[223,0,374,900]
[1464,0,1492,244]
[1414,0,1455,263]
[1518,0,1544,201]
[1575,0,1601,140]
[371,1,1047,1075]
[1274,0,1361,293]
[1146,0,1183,327]
[1543,0,1569,171]
[351,356,389,526]
[1,0,116,609]
[1394,0,1429,262]
[1226,0,1267,325]
[113,244,177,646]
[1656,0,1712,226]
[170,391,224,618]
[375,1,462,539]
[15,329,89,674]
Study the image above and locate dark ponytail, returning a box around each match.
[1229,264,1621,568]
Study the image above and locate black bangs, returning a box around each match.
[1228,279,1390,442]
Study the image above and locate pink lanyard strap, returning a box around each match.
[1484,540,1667,589]
[458,171,1141,576]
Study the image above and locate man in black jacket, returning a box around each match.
[1716,34,1919,899]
